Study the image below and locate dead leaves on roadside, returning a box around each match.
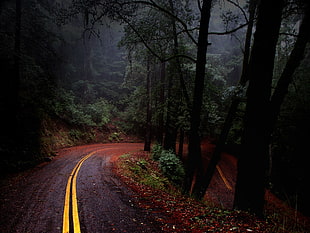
[114,152,283,232]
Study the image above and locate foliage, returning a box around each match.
[118,152,170,190]
[158,150,185,186]
[150,144,185,185]
[51,88,115,127]
[117,86,147,136]
[108,132,122,142]
[151,143,163,161]
[116,152,306,232]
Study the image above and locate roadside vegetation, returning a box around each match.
[1,0,309,223]
[115,145,310,232]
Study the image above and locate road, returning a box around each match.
[0,143,164,233]
[0,143,237,233]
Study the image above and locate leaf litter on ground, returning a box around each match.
[114,151,309,232]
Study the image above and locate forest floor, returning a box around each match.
[115,142,310,232]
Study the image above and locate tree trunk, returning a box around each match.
[178,129,185,158]
[163,72,177,152]
[233,0,284,217]
[269,2,310,133]
[155,62,166,144]
[144,58,152,151]
[13,0,21,113]
[186,0,212,195]
[194,0,258,200]
[9,0,22,148]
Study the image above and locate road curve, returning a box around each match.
[0,143,163,233]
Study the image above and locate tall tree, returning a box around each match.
[186,0,213,195]
[194,0,258,200]
[269,1,310,134]
[144,56,152,151]
[163,0,189,152]
[233,0,285,217]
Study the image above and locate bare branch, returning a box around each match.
[118,12,196,64]
[121,0,198,45]
[164,54,196,63]
[226,0,248,22]
[279,32,298,37]
[209,22,248,35]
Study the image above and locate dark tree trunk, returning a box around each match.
[269,2,310,133]
[155,62,166,144]
[13,0,21,112]
[8,0,22,149]
[234,0,284,217]
[163,72,177,152]
[83,11,93,81]
[186,0,212,195]
[169,0,190,109]
[144,59,152,151]
[178,129,185,158]
[194,0,258,200]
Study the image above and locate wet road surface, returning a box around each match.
[0,143,163,233]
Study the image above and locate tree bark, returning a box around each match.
[233,0,284,217]
[194,0,258,200]
[155,62,166,144]
[163,72,177,152]
[13,0,21,111]
[144,58,152,151]
[269,2,310,134]
[178,129,185,158]
[186,0,212,195]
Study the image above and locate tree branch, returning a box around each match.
[226,0,249,22]
[119,13,196,64]
[209,22,248,35]
[121,0,198,45]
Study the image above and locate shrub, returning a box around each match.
[158,150,185,186]
[151,143,163,161]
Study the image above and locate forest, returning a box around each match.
[0,0,309,220]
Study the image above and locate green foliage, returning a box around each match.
[150,144,185,185]
[69,129,84,140]
[117,86,147,136]
[52,88,114,127]
[151,143,163,161]
[108,132,122,142]
[158,150,185,186]
[124,156,169,190]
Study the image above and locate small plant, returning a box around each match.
[158,150,185,186]
[123,156,169,190]
[151,143,163,161]
[69,129,83,140]
[109,132,121,142]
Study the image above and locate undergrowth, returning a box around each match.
[116,151,310,232]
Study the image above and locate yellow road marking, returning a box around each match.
[216,165,233,190]
[62,149,105,233]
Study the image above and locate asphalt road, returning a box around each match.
[0,143,164,233]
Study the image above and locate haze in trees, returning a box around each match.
[0,0,309,218]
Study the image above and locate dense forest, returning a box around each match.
[0,0,309,218]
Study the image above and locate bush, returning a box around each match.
[158,150,185,186]
[151,144,163,161]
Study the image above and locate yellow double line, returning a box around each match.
[62,149,104,233]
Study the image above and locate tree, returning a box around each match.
[269,1,310,135]
[186,0,213,195]
[233,0,285,217]
[194,0,259,200]
[144,56,152,151]
[117,0,195,152]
